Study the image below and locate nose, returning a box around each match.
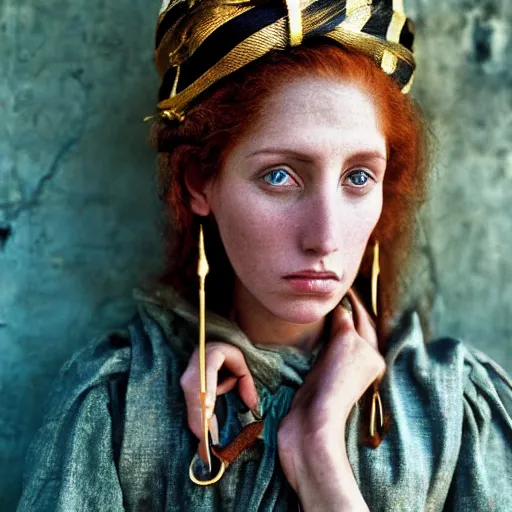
[300,187,342,257]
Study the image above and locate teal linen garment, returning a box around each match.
[18,286,512,511]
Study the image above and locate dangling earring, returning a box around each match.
[189,223,226,486]
[371,241,379,317]
[369,241,384,439]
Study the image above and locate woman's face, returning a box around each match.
[193,76,387,325]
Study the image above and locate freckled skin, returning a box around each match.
[189,76,387,349]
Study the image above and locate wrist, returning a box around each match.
[299,425,348,469]
[296,468,368,512]
[294,432,368,512]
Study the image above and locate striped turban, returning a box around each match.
[153,0,415,121]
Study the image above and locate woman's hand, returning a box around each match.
[277,289,385,510]
[180,341,259,462]
[180,289,384,510]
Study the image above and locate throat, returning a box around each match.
[231,286,328,353]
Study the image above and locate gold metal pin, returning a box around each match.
[189,224,227,485]
[198,224,211,472]
[371,242,380,316]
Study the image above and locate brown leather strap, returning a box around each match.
[211,420,264,466]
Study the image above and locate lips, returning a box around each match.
[283,270,340,294]
[284,270,340,280]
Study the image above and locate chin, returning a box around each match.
[270,296,340,325]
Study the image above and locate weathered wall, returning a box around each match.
[0,1,163,509]
[1,0,511,509]
[407,0,512,369]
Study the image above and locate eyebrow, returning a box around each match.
[345,151,388,165]
[247,148,387,164]
[247,149,314,163]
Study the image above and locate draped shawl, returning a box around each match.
[18,286,512,511]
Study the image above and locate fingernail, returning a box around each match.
[205,397,215,419]
[341,295,353,313]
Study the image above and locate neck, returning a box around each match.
[232,282,326,353]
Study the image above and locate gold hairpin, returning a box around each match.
[143,109,185,124]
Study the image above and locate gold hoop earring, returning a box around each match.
[369,241,384,440]
[369,387,384,438]
[189,223,226,485]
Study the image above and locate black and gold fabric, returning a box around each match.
[154,0,416,120]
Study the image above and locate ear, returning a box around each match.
[184,168,212,217]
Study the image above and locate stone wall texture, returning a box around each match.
[1,0,511,508]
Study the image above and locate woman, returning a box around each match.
[18,0,512,510]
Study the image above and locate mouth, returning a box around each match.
[284,270,340,280]
[283,270,340,294]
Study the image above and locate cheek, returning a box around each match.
[340,191,383,266]
[349,196,382,240]
[210,182,286,273]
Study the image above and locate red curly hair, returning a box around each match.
[151,42,430,446]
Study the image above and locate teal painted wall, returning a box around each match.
[1,0,511,509]
[0,1,163,509]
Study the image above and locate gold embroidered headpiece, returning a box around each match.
[153,0,415,121]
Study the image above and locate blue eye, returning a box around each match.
[263,169,291,186]
[347,170,370,187]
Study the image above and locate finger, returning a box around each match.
[346,289,378,350]
[329,301,357,340]
[343,292,385,383]
[205,347,226,417]
[323,304,385,392]
[321,304,360,369]
[216,375,238,394]
[181,343,259,444]
[211,345,259,410]
[217,371,258,411]
[180,348,204,441]
[208,413,220,445]
[237,373,259,410]
[326,332,386,409]
[180,345,224,442]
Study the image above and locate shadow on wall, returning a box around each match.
[0,1,164,509]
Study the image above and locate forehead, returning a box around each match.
[246,76,386,156]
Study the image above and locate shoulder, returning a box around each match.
[26,294,197,453]
[18,325,133,509]
[385,311,512,422]
[381,311,512,509]
[42,327,132,417]
[19,304,196,510]
[461,345,512,420]
[384,311,512,430]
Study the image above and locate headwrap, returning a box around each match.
[153,0,415,121]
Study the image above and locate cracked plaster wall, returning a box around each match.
[1,1,163,509]
[1,0,511,509]
[408,0,512,371]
